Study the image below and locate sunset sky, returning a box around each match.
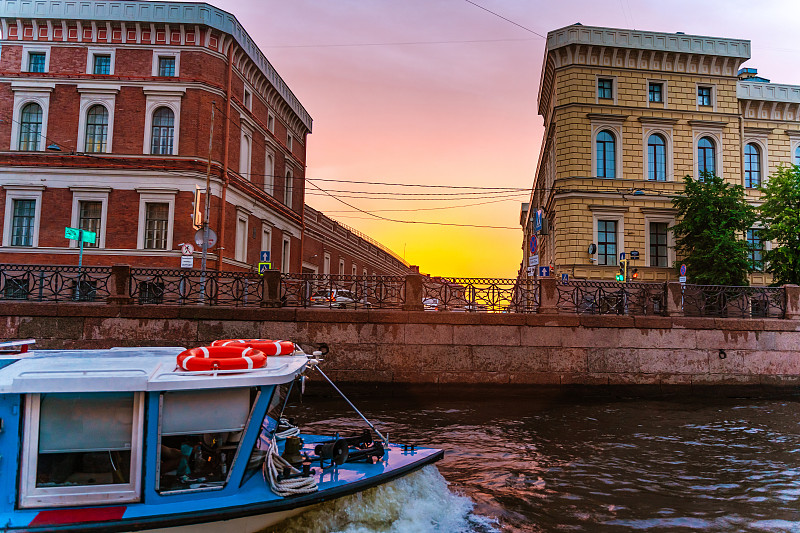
[217,0,800,278]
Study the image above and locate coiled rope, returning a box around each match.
[275,417,300,439]
[262,437,318,496]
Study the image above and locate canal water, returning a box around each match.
[275,385,800,532]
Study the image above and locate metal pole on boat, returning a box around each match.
[313,365,389,445]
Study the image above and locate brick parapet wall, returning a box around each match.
[2,302,800,388]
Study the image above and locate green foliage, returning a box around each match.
[758,165,800,285]
[671,174,756,286]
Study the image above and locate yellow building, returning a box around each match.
[525,24,798,285]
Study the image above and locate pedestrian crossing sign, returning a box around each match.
[258,262,271,274]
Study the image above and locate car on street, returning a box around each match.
[310,289,357,308]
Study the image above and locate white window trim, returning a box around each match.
[595,75,618,105]
[86,47,116,75]
[235,208,249,263]
[264,149,275,195]
[590,120,623,179]
[267,112,275,133]
[284,167,293,207]
[76,87,118,153]
[69,187,110,249]
[243,88,252,111]
[692,128,724,180]
[2,185,44,247]
[240,125,253,181]
[10,84,53,151]
[339,258,345,276]
[646,79,668,109]
[151,49,181,77]
[644,214,676,268]
[323,252,331,275]
[142,88,184,156]
[351,264,357,276]
[641,125,674,182]
[788,133,800,166]
[742,134,769,188]
[261,223,272,262]
[591,209,625,266]
[695,83,717,112]
[19,392,145,509]
[282,236,291,273]
[287,133,293,152]
[21,45,51,73]
[136,189,177,250]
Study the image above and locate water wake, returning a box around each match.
[271,465,497,533]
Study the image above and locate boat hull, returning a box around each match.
[146,506,313,533]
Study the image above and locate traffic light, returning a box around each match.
[191,186,203,230]
[616,259,627,282]
[631,268,639,280]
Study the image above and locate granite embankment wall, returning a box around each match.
[2,301,800,388]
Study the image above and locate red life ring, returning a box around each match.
[177,345,267,371]
[211,338,295,356]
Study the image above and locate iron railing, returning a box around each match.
[682,285,785,318]
[421,277,539,313]
[0,263,113,302]
[129,268,262,306]
[557,280,667,315]
[280,273,406,309]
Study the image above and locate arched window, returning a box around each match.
[647,134,666,181]
[19,102,43,151]
[744,143,761,188]
[596,130,616,178]
[697,137,716,180]
[284,169,293,207]
[84,105,109,153]
[794,146,800,166]
[265,153,274,194]
[150,107,174,155]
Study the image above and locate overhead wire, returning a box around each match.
[463,0,547,38]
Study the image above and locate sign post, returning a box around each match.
[65,227,96,269]
[679,264,687,283]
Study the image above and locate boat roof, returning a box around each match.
[0,347,308,394]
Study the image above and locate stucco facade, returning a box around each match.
[525,25,798,285]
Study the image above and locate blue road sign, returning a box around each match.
[534,209,543,233]
[619,252,626,260]
[680,264,687,276]
[258,262,272,274]
[561,273,569,285]
[539,266,550,277]
[260,250,271,263]
[529,234,538,255]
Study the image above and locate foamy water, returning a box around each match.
[273,465,498,533]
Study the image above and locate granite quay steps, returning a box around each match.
[2,300,800,388]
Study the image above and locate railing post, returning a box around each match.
[537,277,558,314]
[260,270,282,308]
[784,284,800,319]
[107,264,132,305]
[665,281,684,317]
[402,274,424,311]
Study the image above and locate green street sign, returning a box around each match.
[64,227,97,244]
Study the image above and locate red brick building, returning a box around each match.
[302,205,413,276]
[0,0,311,272]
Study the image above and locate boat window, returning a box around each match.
[243,383,290,484]
[158,387,257,493]
[20,392,144,508]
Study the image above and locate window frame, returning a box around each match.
[136,189,177,251]
[747,228,764,272]
[744,142,762,189]
[19,392,145,509]
[86,47,116,76]
[76,88,118,153]
[22,45,50,73]
[264,148,275,195]
[18,101,44,151]
[323,252,331,275]
[10,84,52,152]
[339,258,345,275]
[692,128,723,180]
[235,209,249,263]
[284,167,294,207]
[282,236,291,273]
[648,82,663,103]
[2,186,43,248]
[591,208,626,268]
[696,84,716,110]
[646,133,667,182]
[595,130,617,179]
[261,224,272,261]
[597,78,614,100]
[240,127,252,181]
[151,50,180,77]
[69,187,110,249]
[83,104,110,154]
[591,120,623,179]
[142,89,183,156]
[149,106,175,156]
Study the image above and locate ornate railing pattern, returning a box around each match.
[0,264,113,302]
[421,277,539,313]
[556,281,667,315]
[682,285,785,318]
[129,268,262,306]
[280,273,406,309]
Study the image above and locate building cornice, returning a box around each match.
[738,81,800,104]
[0,0,312,131]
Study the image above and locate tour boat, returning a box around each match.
[0,339,443,532]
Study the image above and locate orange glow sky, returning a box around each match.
[215,0,800,278]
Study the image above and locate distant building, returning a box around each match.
[525,25,798,285]
[0,1,310,272]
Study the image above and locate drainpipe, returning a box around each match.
[299,155,307,274]
[216,42,235,271]
[739,111,745,186]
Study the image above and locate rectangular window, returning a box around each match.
[649,222,669,267]
[144,202,169,250]
[243,89,251,110]
[339,259,345,275]
[28,52,46,73]
[287,134,293,151]
[282,238,291,273]
[747,229,764,271]
[78,201,102,248]
[598,78,613,99]
[267,114,275,133]
[158,56,176,77]
[597,220,617,266]
[648,82,663,103]
[697,86,712,106]
[93,55,111,75]
[11,199,36,247]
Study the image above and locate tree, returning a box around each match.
[758,165,800,285]
[671,174,756,286]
